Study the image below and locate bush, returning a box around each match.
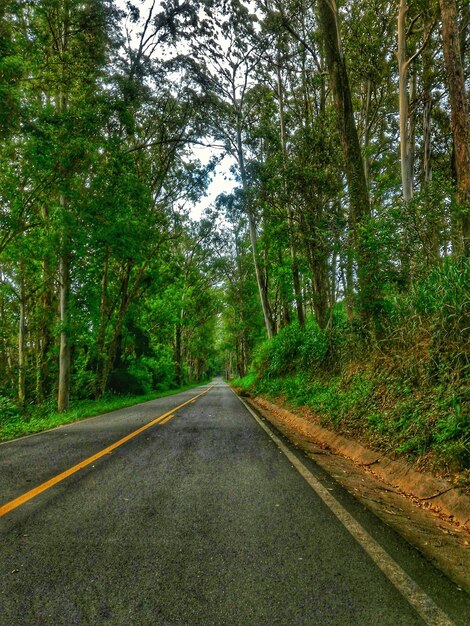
[253,322,303,378]
[0,396,21,425]
[253,318,332,379]
[146,349,178,390]
[241,258,469,472]
[108,357,153,395]
[72,351,96,400]
[107,347,181,396]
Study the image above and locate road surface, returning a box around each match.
[0,379,468,624]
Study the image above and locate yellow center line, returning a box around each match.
[158,414,174,426]
[0,386,213,518]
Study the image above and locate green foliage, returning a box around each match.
[237,259,469,472]
[231,372,257,390]
[72,351,96,400]
[107,352,181,396]
[147,350,178,390]
[0,396,22,424]
[0,1,220,416]
[253,323,304,378]
[0,0,468,472]
[253,318,331,379]
[108,363,152,396]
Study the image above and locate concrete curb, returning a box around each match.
[248,395,470,529]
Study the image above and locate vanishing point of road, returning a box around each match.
[0,379,468,625]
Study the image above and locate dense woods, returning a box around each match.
[0,0,222,418]
[0,1,468,472]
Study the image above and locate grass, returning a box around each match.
[0,382,207,443]
[231,372,256,390]
[231,365,469,475]
[228,259,470,475]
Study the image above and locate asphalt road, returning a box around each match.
[0,379,468,625]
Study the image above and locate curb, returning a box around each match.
[247,395,470,529]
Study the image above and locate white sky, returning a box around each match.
[116,0,238,220]
[190,149,237,220]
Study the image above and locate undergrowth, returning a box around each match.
[233,258,469,474]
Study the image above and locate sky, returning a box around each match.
[190,149,237,220]
[116,0,238,220]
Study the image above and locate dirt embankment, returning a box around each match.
[238,391,470,592]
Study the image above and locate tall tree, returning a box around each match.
[185,1,277,338]
[316,0,378,323]
[439,0,470,254]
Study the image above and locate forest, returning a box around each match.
[0,1,468,474]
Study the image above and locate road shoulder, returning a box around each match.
[237,390,470,593]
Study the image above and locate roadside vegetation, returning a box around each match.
[0,2,223,432]
[232,258,469,475]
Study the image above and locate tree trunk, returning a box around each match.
[276,59,305,327]
[38,264,53,402]
[277,248,291,328]
[345,228,355,320]
[98,261,131,396]
[459,0,469,65]
[306,231,330,330]
[0,293,6,383]
[18,261,26,406]
[421,41,440,261]
[439,0,470,254]
[311,261,329,330]
[397,0,414,203]
[57,7,71,411]
[236,124,275,338]
[36,204,54,402]
[241,336,248,378]
[330,250,338,311]
[422,94,432,183]
[95,251,109,397]
[291,253,304,326]
[57,228,71,412]
[422,49,433,187]
[317,0,376,323]
[175,321,182,386]
[362,78,372,191]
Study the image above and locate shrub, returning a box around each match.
[146,349,178,390]
[108,357,153,395]
[242,257,469,471]
[253,322,303,378]
[0,396,21,425]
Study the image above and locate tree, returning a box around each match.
[181,1,277,338]
[439,0,470,254]
[316,0,379,323]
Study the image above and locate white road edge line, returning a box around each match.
[230,386,455,626]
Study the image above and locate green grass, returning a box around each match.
[0,382,207,442]
[231,366,469,473]
[230,372,256,390]
[228,259,470,476]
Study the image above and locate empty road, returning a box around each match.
[0,379,468,625]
